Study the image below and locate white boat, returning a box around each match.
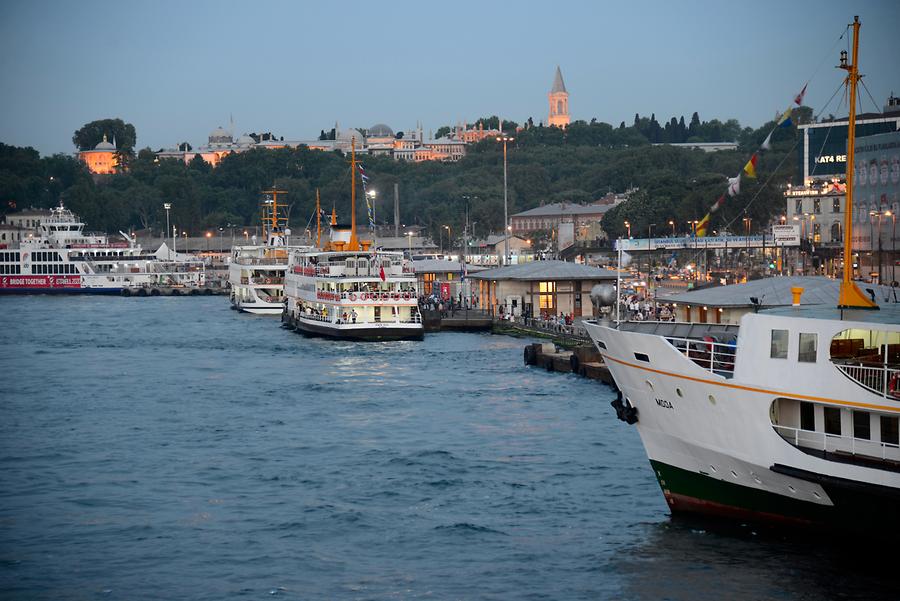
[228,189,310,314]
[282,140,424,341]
[0,202,203,294]
[584,17,900,536]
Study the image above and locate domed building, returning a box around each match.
[336,127,366,151]
[78,134,119,174]
[208,126,234,148]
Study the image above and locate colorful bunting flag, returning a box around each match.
[743,153,758,179]
[727,175,741,197]
[709,194,726,213]
[357,163,375,229]
[776,107,792,126]
[794,83,808,106]
[696,213,711,237]
[761,131,773,151]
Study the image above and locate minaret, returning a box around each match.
[548,66,570,128]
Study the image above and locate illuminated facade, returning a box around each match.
[547,66,570,129]
[78,134,118,174]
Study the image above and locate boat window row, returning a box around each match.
[31,264,78,274]
[31,251,63,262]
[0,251,21,262]
[0,264,22,274]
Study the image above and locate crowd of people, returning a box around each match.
[619,291,676,321]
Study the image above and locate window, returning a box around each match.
[823,407,841,436]
[800,401,815,431]
[881,416,899,446]
[832,198,841,213]
[853,411,870,440]
[813,199,821,214]
[770,329,788,359]
[798,333,817,362]
[795,199,802,214]
[538,281,556,310]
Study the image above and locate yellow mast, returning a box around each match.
[348,138,360,251]
[838,15,878,309]
[315,188,321,249]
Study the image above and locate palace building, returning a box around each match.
[78,134,118,174]
[548,66,570,129]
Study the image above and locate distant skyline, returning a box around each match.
[1,0,898,156]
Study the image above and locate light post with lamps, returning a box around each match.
[668,220,675,236]
[205,231,212,253]
[163,203,172,259]
[887,210,896,284]
[443,225,451,257]
[496,135,514,264]
[406,231,413,256]
[624,220,631,238]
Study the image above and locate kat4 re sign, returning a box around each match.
[814,154,847,165]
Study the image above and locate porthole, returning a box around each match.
[708,395,716,405]
[645,380,654,391]
[676,388,684,398]
[709,465,717,473]
[730,470,738,479]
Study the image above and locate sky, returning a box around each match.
[1,0,898,156]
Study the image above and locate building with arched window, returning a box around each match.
[547,66,570,129]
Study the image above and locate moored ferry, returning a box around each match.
[584,17,900,537]
[228,189,310,314]
[282,140,423,341]
[0,203,202,294]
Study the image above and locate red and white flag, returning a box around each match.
[794,83,808,106]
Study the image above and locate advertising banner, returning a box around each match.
[0,275,82,288]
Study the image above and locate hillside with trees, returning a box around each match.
[0,110,806,244]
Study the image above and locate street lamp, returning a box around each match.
[496,135,514,264]
[624,220,631,238]
[668,220,675,236]
[886,210,896,284]
[163,203,172,259]
[406,231,413,255]
[443,225,451,256]
[205,231,212,253]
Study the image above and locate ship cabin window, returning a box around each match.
[823,407,841,436]
[345,260,355,269]
[882,416,899,447]
[770,329,788,359]
[798,333,817,363]
[800,401,815,431]
[853,411,871,440]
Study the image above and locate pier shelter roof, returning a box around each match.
[470,260,618,282]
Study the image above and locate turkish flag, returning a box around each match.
[379,266,386,281]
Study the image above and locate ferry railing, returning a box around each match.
[663,336,736,377]
[248,276,284,285]
[773,424,900,463]
[234,257,289,265]
[834,363,900,400]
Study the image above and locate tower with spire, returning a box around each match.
[548,66,570,129]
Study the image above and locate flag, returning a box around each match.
[743,153,758,179]
[696,213,711,237]
[727,175,741,197]
[379,265,386,281]
[794,83,808,106]
[358,163,375,229]
[7,200,15,209]
[776,107,793,128]
[760,130,773,151]
[710,194,726,213]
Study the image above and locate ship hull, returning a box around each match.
[650,458,900,535]
[290,315,423,341]
[0,286,121,295]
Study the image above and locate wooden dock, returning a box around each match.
[523,341,613,385]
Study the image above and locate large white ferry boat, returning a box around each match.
[584,17,900,536]
[0,203,202,294]
[282,141,423,341]
[228,189,310,314]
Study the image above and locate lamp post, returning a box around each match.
[668,220,675,236]
[163,203,172,259]
[205,231,212,253]
[647,223,656,279]
[887,210,896,284]
[443,225,451,257]
[406,231,413,256]
[624,220,631,238]
[496,135,514,264]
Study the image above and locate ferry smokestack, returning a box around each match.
[791,287,804,306]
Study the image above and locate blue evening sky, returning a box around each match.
[1,0,897,156]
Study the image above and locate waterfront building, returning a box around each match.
[411,258,487,299]
[2,208,50,233]
[652,142,739,152]
[547,66,570,129]
[470,259,618,318]
[78,134,118,174]
[510,194,624,236]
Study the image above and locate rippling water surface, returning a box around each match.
[0,297,895,600]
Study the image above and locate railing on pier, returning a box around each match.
[664,335,736,377]
[834,363,900,400]
[773,424,900,463]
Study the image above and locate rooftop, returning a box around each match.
[512,202,617,218]
[470,260,619,281]
[659,276,900,308]
[551,66,567,94]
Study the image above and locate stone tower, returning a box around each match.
[547,66,570,128]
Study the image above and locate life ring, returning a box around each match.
[889,375,900,399]
[392,292,399,300]
[402,292,410,300]
[349,293,357,301]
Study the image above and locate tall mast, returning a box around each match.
[349,138,360,251]
[838,15,878,309]
[316,188,321,249]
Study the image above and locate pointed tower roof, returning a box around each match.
[551,66,567,94]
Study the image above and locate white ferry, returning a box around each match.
[228,189,310,314]
[584,17,900,536]
[282,141,423,341]
[0,203,202,295]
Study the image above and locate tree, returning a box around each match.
[435,126,451,139]
[72,118,137,151]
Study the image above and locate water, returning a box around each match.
[0,296,895,600]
